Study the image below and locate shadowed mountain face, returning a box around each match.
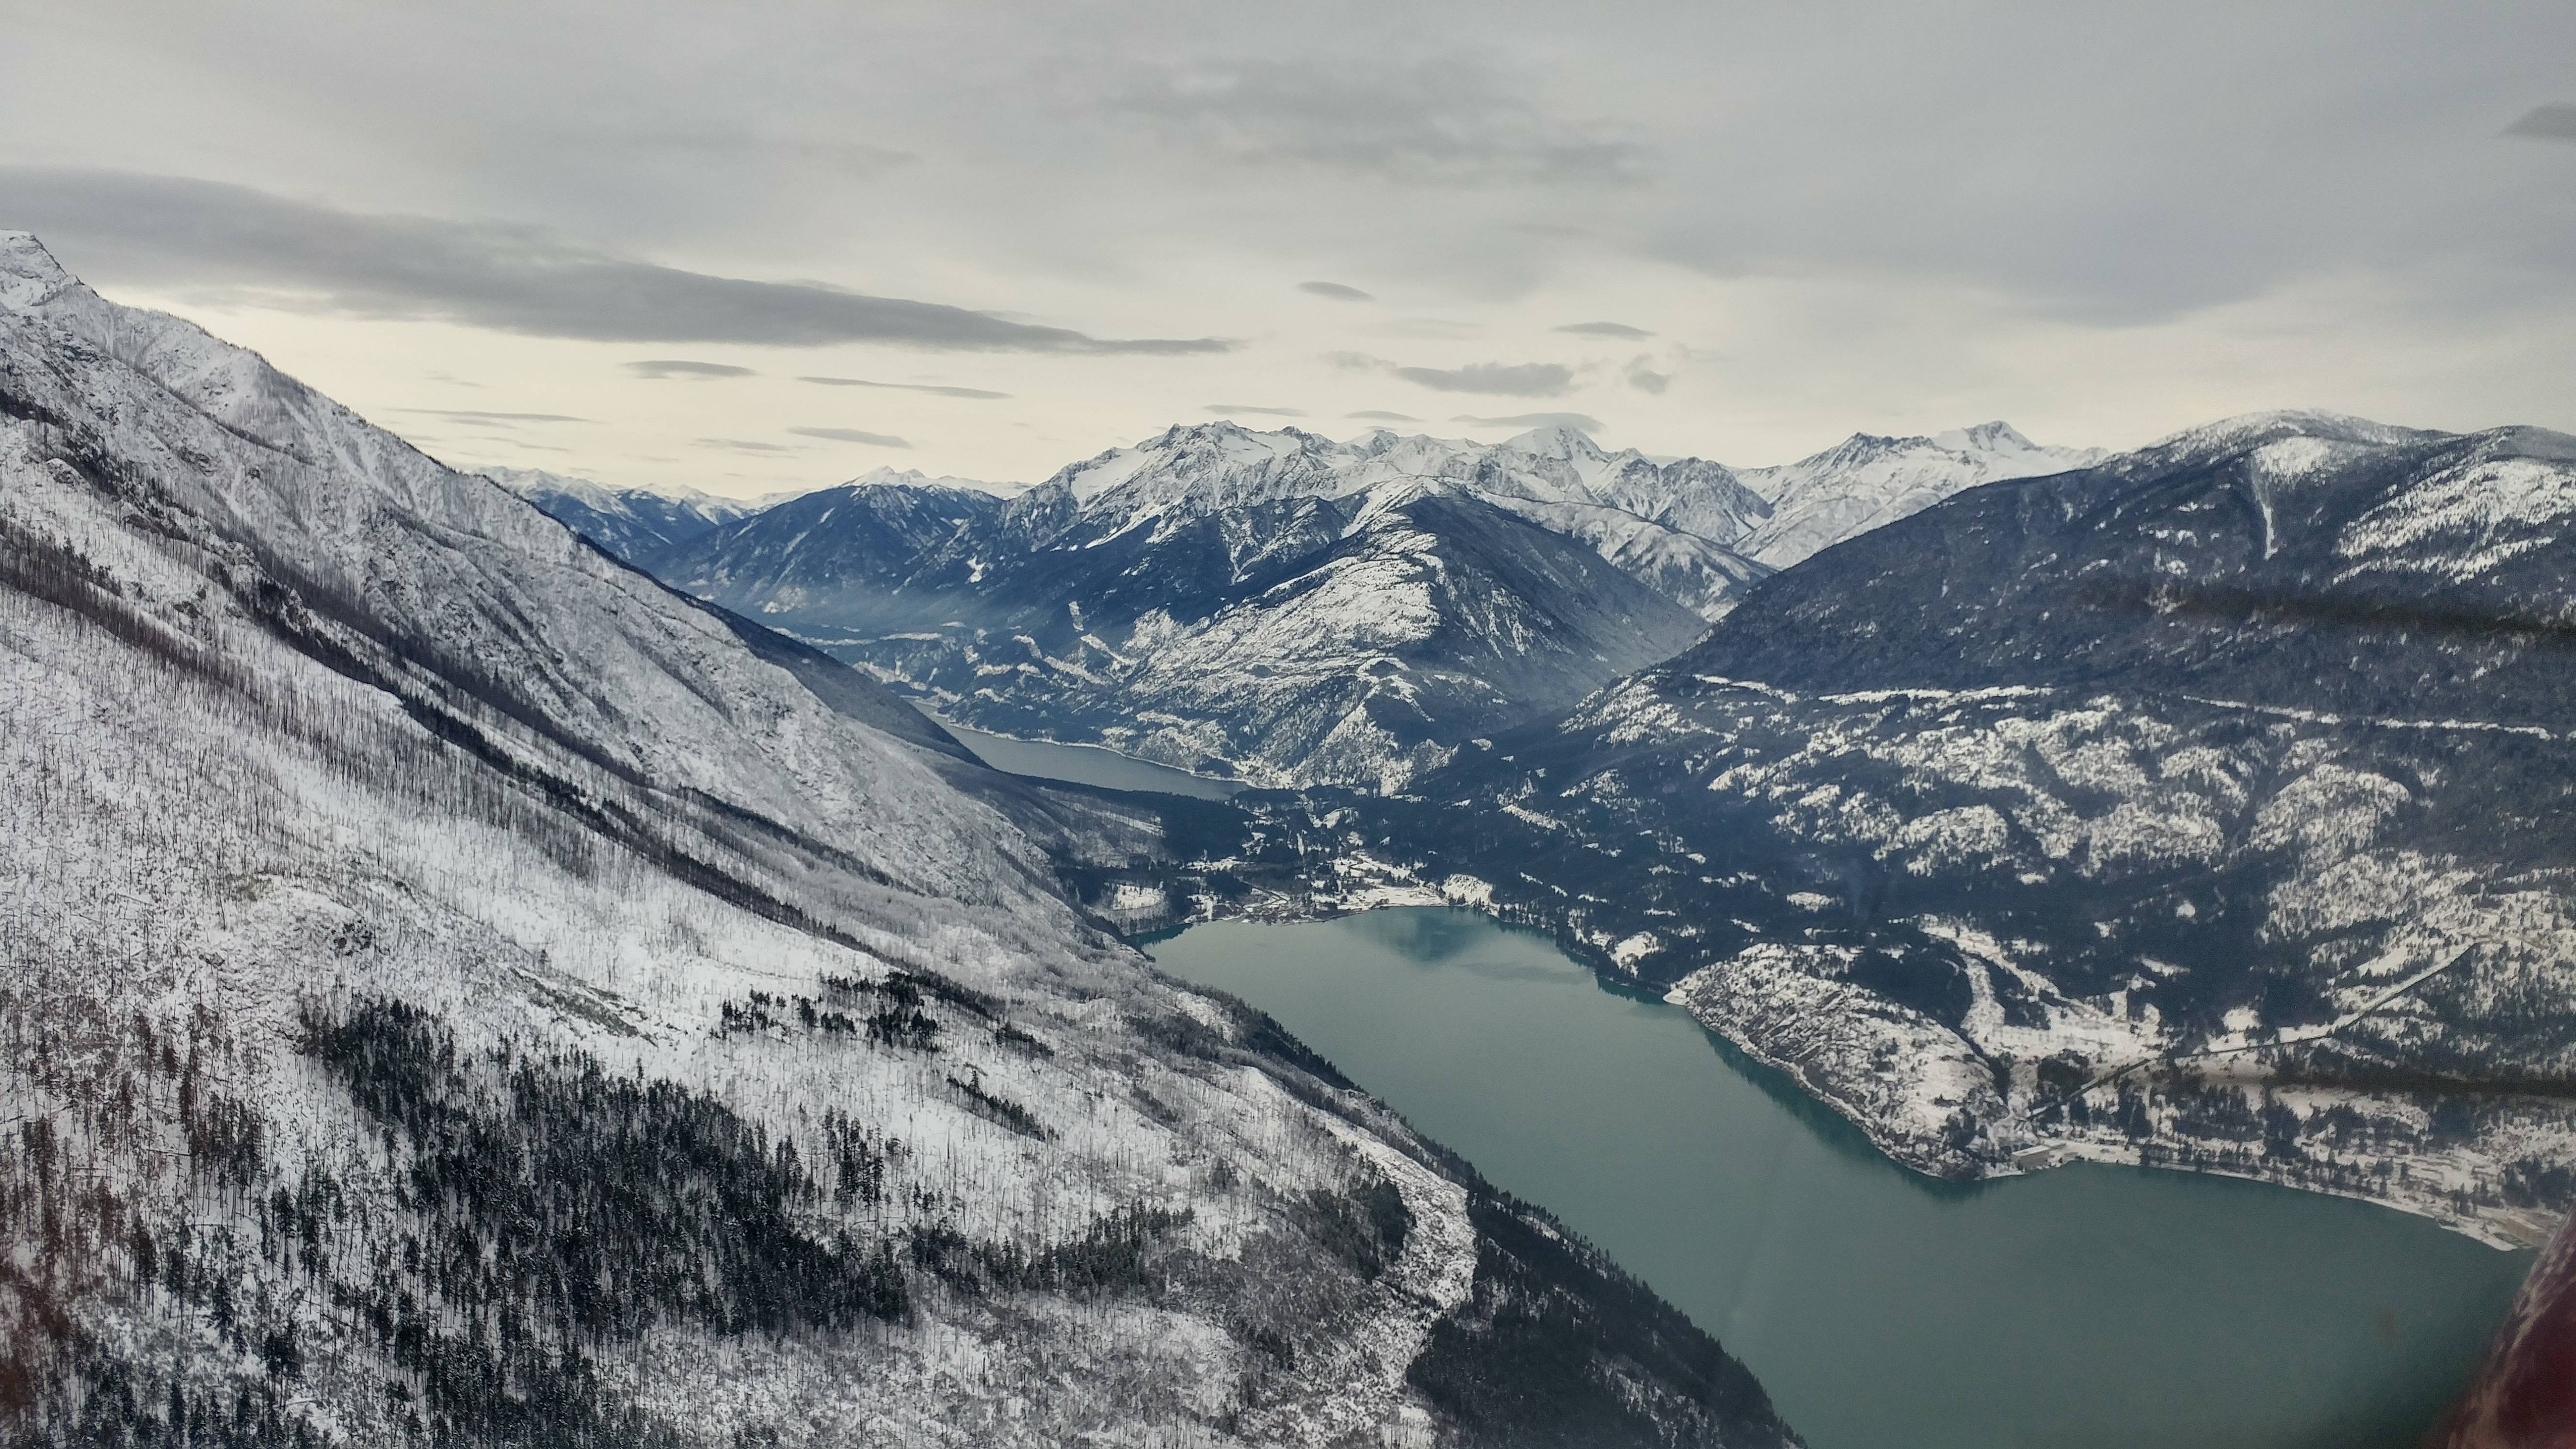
[1298,411,2576,1243]
[0,232,1797,1449]
[1693,411,2575,720]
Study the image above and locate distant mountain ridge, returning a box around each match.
[1733,420,2106,567]
[482,465,766,560]
[559,416,2092,790]
[1282,407,2576,1246]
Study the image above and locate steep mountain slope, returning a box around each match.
[1733,421,2104,568]
[662,479,1006,631]
[484,465,763,563]
[650,421,1760,790]
[1253,411,2576,1247]
[0,234,1795,1449]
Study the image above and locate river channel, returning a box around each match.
[1146,908,2534,1449]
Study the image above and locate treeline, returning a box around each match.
[304,998,910,1344]
[1407,1187,1788,1449]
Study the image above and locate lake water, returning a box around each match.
[1146,907,2536,1449]
[920,710,1246,799]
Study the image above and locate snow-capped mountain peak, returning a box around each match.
[845,462,1028,497]
[1733,420,2106,568]
[1499,423,1613,466]
[0,230,75,310]
[2133,409,2440,468]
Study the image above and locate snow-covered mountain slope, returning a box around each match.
[483,464,763,563]
[840,461,1031,498]
[659,479,1007,630]
[1272,410,2576,1247]
[1733,421,2104,568]
[645,420,1762,791]
[0,233,1794,1449]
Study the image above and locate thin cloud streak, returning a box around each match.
[3,168,1233,354]
[1558,321,1653,339]
[799,376,1011,399]
[1453,411,1603,434]
[626,360,754,379]
[789,427,910,447]
[388,407,589,423]
[1298,280,1373,301]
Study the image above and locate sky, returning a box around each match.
[4,0,2574,497]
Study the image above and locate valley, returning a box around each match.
[0,234,1793,1449]
[743,411,2576,1256]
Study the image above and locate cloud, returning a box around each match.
[1206,403,1306,417]
[1298,280,1372,301]
[625,359,754,379]
[1383,318,1484,339]
[625,129,917,176]
[4,168,1233,353]
[1110,55,1650,186]
[695,437,799,453]
[1558,321,1653,339]
[1452,411,1604,434]
[1346,410,1419,422]
[2504,104,2576,141]
[1392,361,1574,397]
[799,375,1011,399]
[789,427,911,447]
[1624,358,1671,395]
[388,407,588,424]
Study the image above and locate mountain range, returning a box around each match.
[0,233,1792,1448]
[555,417,2096,791]
[1207,408,2576,1248]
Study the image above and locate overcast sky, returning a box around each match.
[6,1,2574,495]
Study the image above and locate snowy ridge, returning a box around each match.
[0,234,1792,1447]
[1734,420,2104,568]
[481,465,765,563]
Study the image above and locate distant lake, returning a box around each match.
[1147,907,2535,1449]
[917,708,1246,799]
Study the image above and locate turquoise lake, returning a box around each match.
[1146,908,2535,1449]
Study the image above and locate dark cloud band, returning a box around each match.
[4,168,1233,354]
[2504,104,2576,141]
[1393,361,1574,397]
